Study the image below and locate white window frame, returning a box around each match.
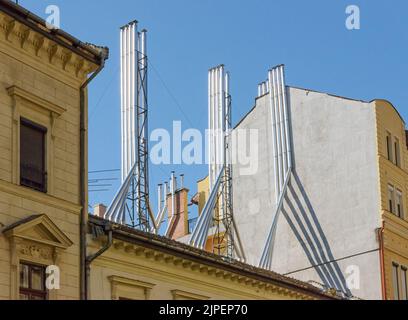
[396,189,404,219]
[388,185,395,214]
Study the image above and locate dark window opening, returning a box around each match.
[19,262,47,300]
[395,139,401,167]
[386,133,392,161]
[20,118,47,193]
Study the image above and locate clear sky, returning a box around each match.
[19,0,408,215]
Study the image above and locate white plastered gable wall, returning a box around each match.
[232,87,382,299]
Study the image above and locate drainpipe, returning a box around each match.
[377,223,387,300]
[85,224,113,299]
[79,50,108,300]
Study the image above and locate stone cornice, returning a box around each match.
[0,11,99,81]
[88,216,341,300]
[106,238,315,300]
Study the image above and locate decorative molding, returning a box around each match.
[5,18,16,40]
[4,214,72,300]
[109,276,155,300]
[7,85,66,117]
[3,214,74,249]
[171,289,209,301]
[105,242,316,300]
[18,25,31,49]
[0,178,82,214]
[17,242,53,260]
[0,12,99,79]
[33,34,45,56]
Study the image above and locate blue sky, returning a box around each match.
[20,0,408,215]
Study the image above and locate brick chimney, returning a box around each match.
[93,203,107,218]
[167,174,189,240]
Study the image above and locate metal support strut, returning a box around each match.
[259,65,292,269]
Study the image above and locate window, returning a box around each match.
[386,132,393,162]
[392,263,400,300]
[388,185,395,214]
[402,267,408,301]
[20,118,47,193]
[19,262,47,300]
[396,190,404,219]
[394,138,401,167]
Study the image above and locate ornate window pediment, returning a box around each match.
[3,214,73,249]
[2,214,73,300]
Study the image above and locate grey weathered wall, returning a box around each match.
[232,87,382,299]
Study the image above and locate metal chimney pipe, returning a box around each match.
[279,65,292,170]
[225,71,230,130]
[210,68,216,190]
[130,22,136,166]
[164,181,168,198]
[126,24,131,176]
[140,29,147,144]
[171,171,176,217]
[220,65,226,171]
[120,27,125,182]
[157,184,162,213]
[180,174,184,189]
[206,69,212,191]
[268,69,280,203]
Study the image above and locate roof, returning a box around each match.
[0,0,108,65]
[89,215,342,300]
[235,85,404,130]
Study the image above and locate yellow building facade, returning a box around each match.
[375,100,408,300]
[0,1,106,299]
[87,215,336,300]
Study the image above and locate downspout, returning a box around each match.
[79,51,108,300]
[377,223,387,300]
[85,224,113,299]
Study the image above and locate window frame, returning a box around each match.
[396,189,404,219]
[392,262,400,300]
[401,266,408,301]
[19,117,48,193]
[388,184,395,214]
[386,131,393,162]
[394,137,401,167]
[19,261,48,300]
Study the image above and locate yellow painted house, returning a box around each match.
[375,100,408,300]
[87,215,337,300]
[0,1,107,300]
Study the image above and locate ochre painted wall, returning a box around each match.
[0,11,99,300]
[375,99,408,300]
[88,237,325,300]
